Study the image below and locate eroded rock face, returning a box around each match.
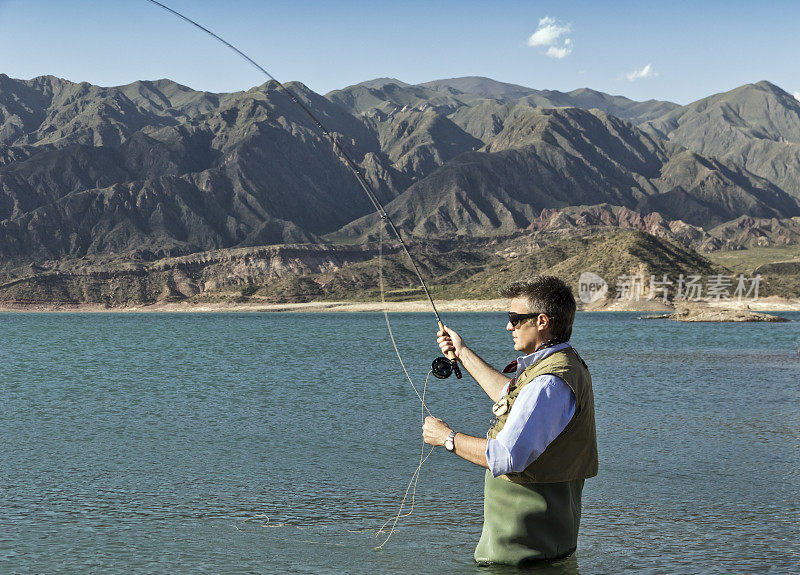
[0,243,384,305]
[528,204,709,247]
[0,230,731,307]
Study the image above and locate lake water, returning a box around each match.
[1,311,799,574]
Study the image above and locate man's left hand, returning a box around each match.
[423,416,452,446]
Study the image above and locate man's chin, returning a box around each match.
[514,341,535,354]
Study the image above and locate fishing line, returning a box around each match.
[378,222,432,418]
[144,0,447,325]
[146,0,450,546]
[374,220,435,549]
[146,0,461,379]
[374,370,434,550]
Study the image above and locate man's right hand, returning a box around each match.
[437,325,465,360]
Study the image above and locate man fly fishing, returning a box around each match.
[146,3,596,563]
[423,275,598,566]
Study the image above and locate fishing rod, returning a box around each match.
[146,0,461,379]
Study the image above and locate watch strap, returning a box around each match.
[445,430,457,452]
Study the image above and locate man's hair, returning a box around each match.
[500,276,576,339]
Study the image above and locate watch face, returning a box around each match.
[445,439,454,451]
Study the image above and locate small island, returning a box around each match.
[641,302,790,322]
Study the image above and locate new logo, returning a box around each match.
[578,272,608,304]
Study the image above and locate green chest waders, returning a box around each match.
[474,470,584,565]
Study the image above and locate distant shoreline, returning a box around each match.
[1,297,798,313]
[0,299,508,313]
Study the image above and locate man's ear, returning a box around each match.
[536,313,549,331]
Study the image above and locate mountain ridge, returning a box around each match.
[644,80,800,199]
[2,73,800,273]
[331,106,800,240]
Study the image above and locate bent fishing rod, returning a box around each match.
[146,0,460,379]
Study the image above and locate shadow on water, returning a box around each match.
[476,555,581,574]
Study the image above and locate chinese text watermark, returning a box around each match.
[578,273,762,303]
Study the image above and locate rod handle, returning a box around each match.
[438,321,459,363]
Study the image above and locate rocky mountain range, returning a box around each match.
[644,81,800,199]
[2,73,800,303]
[332,105,798,240]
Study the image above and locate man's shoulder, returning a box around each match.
[536,346,588,370]
[518,347,589,388]
[519,346,573,374]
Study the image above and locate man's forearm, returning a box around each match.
[423,417,490,470]
[453,433,489,469]
[458,346,510,403]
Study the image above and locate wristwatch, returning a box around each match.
[444,430,457,452]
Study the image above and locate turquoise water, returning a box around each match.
[1,311,799,574]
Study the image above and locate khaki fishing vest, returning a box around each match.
[488,347,598,483]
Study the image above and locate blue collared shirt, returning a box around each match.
[485,342,576,477]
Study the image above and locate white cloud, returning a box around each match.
[626,64,658,81]
[794,91,800,102]
[527,17,570,46]
[546,39,573,59]
[527,16,573,59]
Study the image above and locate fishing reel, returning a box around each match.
[432,320,462,379]
[432,356,462,380]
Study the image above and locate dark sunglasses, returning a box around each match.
[508,311,549,327]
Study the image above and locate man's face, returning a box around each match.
[507,297,546,355]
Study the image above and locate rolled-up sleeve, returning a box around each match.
[485,375,576,477]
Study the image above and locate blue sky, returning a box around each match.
[0,0,798,105]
